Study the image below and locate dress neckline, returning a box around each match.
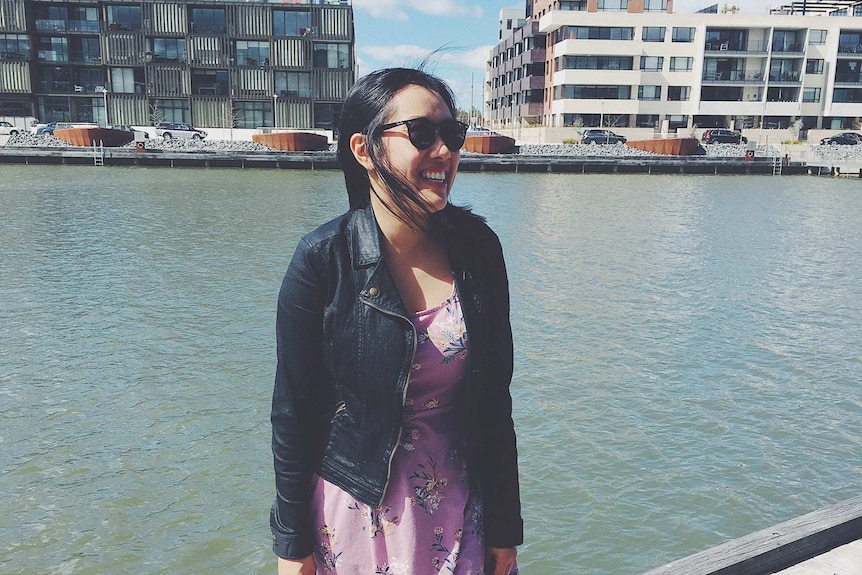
[411,282,457,318]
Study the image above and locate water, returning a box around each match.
[1,166,860,575]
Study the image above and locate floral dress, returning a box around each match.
[309,286,501,575]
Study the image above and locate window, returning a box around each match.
[642,26,666,42]
[556,55,633,70]
[554,85,632,100]
[665,114,688,129]
[839,31,862,53]
[190,8,226,34]
[152,38,186,63]
[670,57,693,71]
[36,37,68,62]
[836,60,862,82]
[234,41,269,66]
[191,69,228,96]
[314,102,342,131]
[644,0,668,11]
[833,88,862,103]
[809,29,827,44]
[313,43,350,68]
[557,26,634,41]
[638,85,662,101]
[805,58,823,74]
[235,101,271,129]
[273,9,312,36]
[598,0,628,11]
[636,114,659,127]
[107,5,142,31]
[110,67,144,94]
[667,86,690,101]
[0,34,30,60]
[68,7,99,32]
[153,99,188,123]
[802,88,821,102]
[640,56,663,71]
[672,27,695,42]
[275,71,311,98]
[560,0,588,9]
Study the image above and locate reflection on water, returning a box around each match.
[2,167,860,574]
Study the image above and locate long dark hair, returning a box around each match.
[337,67,459,229]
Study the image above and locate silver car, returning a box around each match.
[156,122,207,140]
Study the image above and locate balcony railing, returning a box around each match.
[702,71,764,83]
[768,71,801,83]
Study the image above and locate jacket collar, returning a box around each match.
[349,205,383,269]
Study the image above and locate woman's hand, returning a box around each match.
[277,555,316,575]
[484,546,517,575]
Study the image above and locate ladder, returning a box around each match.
[93,140,105,166]
[772,155,782,176]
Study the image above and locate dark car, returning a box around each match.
[702,128,747,144]
[36,122,60,136]
[581,129,627,144]
[820,132,862,145]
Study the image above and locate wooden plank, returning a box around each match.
[640,495,862,575]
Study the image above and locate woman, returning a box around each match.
[270,67,522,575]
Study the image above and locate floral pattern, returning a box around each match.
[308,287,515,574]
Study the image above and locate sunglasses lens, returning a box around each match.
[440,120,467,151]
[407,119,436,150]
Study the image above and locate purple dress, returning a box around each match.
[309,286,489,575]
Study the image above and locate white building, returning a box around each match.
[487,2,862,137]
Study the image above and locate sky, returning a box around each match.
[351,0,784,113]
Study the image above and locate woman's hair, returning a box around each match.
[337,67,459,228]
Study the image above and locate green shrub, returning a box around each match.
[562,138,579,144]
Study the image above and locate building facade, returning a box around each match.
[487,1,862,134]
[0,0,354,130]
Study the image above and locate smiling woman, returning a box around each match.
[269,67,523,575]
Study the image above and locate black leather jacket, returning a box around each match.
[270,203,522,559]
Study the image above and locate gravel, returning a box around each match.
[5,133,862,162]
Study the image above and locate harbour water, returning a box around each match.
[1,166,860,575]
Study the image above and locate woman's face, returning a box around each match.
[373,84,461,214]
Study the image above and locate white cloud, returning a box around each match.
[353,0,482,20]
[359,44,493,71]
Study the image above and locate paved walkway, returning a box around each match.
[775,539,862,575]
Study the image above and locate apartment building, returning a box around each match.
[0,0,354,129]
[487,0,862,134]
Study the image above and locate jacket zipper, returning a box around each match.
[361,299,418,506]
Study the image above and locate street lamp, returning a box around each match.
[101,87,109,127]
[272,93,278,131]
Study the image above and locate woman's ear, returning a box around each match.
[350,133,375,171]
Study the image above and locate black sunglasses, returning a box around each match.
[376,117,469,151]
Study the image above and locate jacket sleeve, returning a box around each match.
[270,237,331,559]
[478,232,524,548]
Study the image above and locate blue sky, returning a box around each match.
[351,0,782,113]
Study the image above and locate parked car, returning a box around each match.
[35,122,97,136]
[0,121,21,136]
[701,128,747,144]
[110,124,149,139]
[156,122,207,140]
[36,122,60,136]
[819,132,862,145]
[581,129,627,144]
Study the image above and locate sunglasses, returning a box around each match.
[376,117,469,151]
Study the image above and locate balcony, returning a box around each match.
[701,71,764,84]
[768,71,801,84]
[837,44,862,56]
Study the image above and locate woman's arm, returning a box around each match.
[270,238,331,559]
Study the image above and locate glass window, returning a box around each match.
[190,8,226,35]
[644,0,668,11]
[636,114,659,127]
[234,41,270,66]
[670,57,693,71]
[597,0,628,11]
[560,0,588,10]
[667,86,690,101]
[561,26,633,40]
[809,29,827,44]
[805,58,823,74]
[36,37,68,62]
[275,71,311,98]
[554,85,632,100]
[313,43,350,68]
[273,10,312,36]
[556,55,633,70]
[640,56,663,71]
[235,101,271,129]
[638,85,662,101]
[153,99,189,123]
[0,34,30,60]
[191,69,229,96]
[110,67,144,94]
[672,27,695,42]
[107,5,142,31]
[802,88,820,102]
[152,38,186,63]
[642,27,665,42]
[665,114,688,129]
